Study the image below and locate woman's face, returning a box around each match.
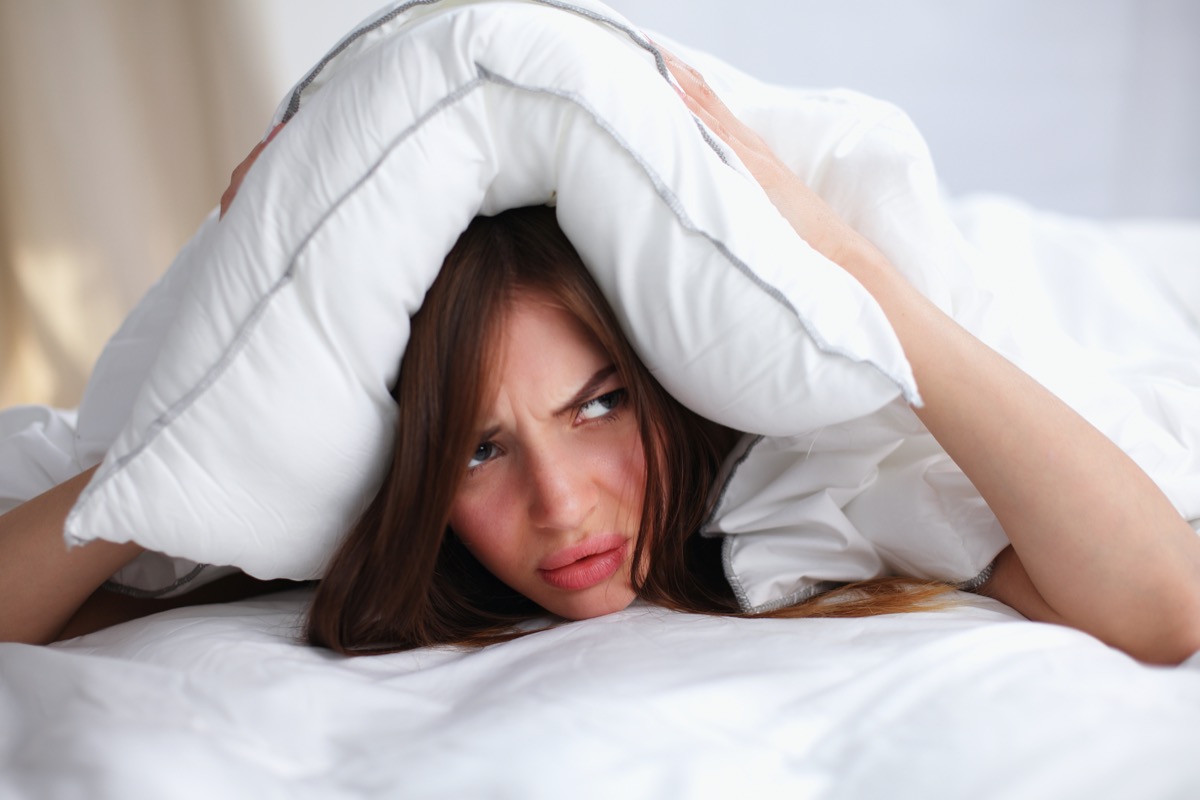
[448,291,646,620]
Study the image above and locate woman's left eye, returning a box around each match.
[578,389,627,422]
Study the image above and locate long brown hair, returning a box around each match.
[306,206,947,654]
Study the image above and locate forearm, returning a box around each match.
[847,242,1200,664]
[0,467,143,644]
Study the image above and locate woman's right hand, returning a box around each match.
[219,122,286,219]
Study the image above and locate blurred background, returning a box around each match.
[1,0,1196,408]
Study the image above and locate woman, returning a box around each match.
[3,51,1199,663]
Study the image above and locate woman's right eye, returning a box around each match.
[467,442,498,471]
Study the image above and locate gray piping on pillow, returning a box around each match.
[71,50,914,579]
[67,75,488,543]
[719,533,755,612]
[102,562,212,599]
[706,435,838,614]
[283,0,442,123]
[282,0,733,167]
[955,556,998,593]
[701,433,763,534]
[478,66,805,316]
[524,0,733,166]
[721,532,841,614]
[479,65,918,393]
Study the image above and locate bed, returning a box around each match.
[6,573,1200,796]
[3,1,1200,796]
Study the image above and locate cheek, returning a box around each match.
[448,489,509,565]
[628,439,647,504]
[607,424,648,520]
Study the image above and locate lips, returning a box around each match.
[538,534,628,591]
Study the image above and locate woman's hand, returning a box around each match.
[659,47,869,269]
[219,122,286,219]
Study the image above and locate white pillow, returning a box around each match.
[64,0,916,589]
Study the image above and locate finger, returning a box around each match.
[657,48,760,147]
[658,48,723,115]
[219,122,287,219]
[680,90,742,152]
[684,92,781,183]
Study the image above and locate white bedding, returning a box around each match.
[5,589,1200,799]
[2,0,1200,792]
[3,200,1199,798]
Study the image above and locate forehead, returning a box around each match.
[483,290,612,406]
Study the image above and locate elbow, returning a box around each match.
[1118,594,1200,667]
[1126,633,1200,668]
[1158,622,1200,667]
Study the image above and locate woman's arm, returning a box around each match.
[0,120,295,646]
[0,467,144,644]
[854,249,1200,664]
[1,468,301,643]
[663,49,1200,664]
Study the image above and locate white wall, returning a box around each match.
[260,0,1200,219]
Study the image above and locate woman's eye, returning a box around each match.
[578,389,627,422]
[467,442,498,470]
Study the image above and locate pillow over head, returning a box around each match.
[65,0,916,590]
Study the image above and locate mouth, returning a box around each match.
[538,534,628,592]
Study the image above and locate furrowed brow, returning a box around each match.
[553,365,617,417]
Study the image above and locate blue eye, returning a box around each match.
[578,389,627,421]
[467,441,498,470]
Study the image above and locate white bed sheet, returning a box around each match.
[3,589,1199,799]
[3,200,1200,798]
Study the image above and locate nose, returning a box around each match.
[525,443,598,532]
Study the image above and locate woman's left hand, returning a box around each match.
[658,46,868,269]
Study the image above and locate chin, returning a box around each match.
[551,586,638,621]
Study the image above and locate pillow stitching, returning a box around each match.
[527,0,732,166]
[955,557,997,593]
[701,433,764,532]
[102,562,210,599]
[104,60,868,496]
[284,0,440,123]
[708,437,869,614]
[163,76,486,446]
[76,75,487,586]
[65,75,489,538]
[708,435,824,613]
[478,64,915,396]
[721,531,834,613]
[720,532,754,611]
[68,53,915,584]
[723,528,844,614]
[72,59,914,535]
[478,67,792,306]
[284,0,734,170]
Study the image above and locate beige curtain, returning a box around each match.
[0,0,278,408]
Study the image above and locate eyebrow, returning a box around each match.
[474,364,620,443]
[553,365,618,417]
